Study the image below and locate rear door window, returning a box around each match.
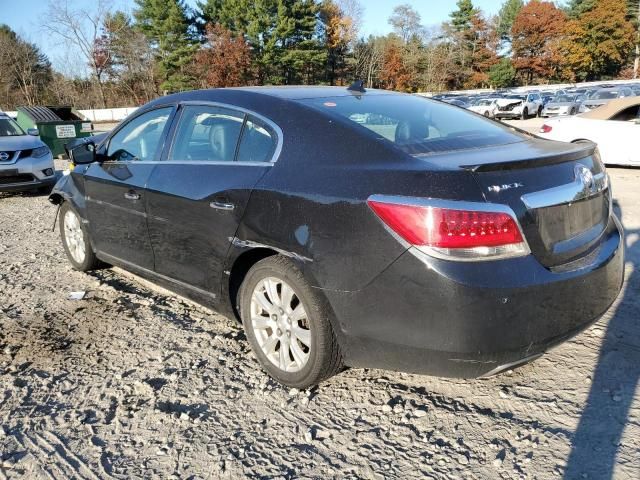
[236,116,277,163]
[169,105,245,162]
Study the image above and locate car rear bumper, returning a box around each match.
[542,111,569,117]
[495,112,522,119]
[324,215,625,378]
[0,154,56,192]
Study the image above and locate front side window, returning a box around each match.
[611,105,640,122]
[0,117,25,137]
[169,105,244,162]
[107,107,172,161]
[299,94,524,155]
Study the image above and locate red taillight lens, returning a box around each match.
[367,199,528,259]
[539,124,552,133]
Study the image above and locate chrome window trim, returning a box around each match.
[98,160,273,167]
[367,194,531,262]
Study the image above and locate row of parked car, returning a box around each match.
[434,84,640,120]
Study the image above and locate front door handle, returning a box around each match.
[124,191,140,201]
[210,200,235,211]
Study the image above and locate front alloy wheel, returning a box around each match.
[63,209,86,264]
[59,202,101,272]
[240,255,343,388]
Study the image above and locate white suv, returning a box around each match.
[494,92,544,120]
[0,114,55,193]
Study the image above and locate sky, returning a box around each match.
[0,0,506,73]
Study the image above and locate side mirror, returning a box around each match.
[66,139,97,165]
[27,128,39,136]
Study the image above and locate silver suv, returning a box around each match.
[0,113,55,193]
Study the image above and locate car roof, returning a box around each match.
[580,97,640,120]
[209,86,398,100]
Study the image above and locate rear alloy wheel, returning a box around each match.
[240,255,342,388]
[59,202,101,272]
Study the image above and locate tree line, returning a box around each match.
[0,0,638,111]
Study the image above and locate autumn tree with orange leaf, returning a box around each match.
[511,0,566,85]
[561,0,635,81]
[192,23,251,88]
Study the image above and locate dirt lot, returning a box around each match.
[0,161,638,480]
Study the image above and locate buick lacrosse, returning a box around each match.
[50,86,624,388]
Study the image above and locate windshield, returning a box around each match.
[299,94,524,156]
[554,95,575,103]
[472,99,492,106]
[0,117,25,136]
[505,95,526,101]
[593,91,619,100]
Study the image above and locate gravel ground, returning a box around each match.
[0,161,638,480]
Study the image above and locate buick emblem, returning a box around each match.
[575,164,594,191]
[0,152,9,161]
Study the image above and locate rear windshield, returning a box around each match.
[298,94,523,155]
[0,117,24,136]
[594,91,619,100]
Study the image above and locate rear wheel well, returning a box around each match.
[228,248,278,320]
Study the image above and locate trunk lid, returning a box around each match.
[422,139,611,268]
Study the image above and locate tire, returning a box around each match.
[521,108,528,120]
[537,107,543,118]
[483,111,490,118]
[59,202,101,272]
[570,108,576,115]
[239,255,343,388]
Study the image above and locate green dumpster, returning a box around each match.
[15,106,94,157]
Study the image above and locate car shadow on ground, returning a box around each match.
[564,203,640,479]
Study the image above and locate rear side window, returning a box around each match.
[236,116,277,163]
[299,94,523,155]
[170,105,244,162]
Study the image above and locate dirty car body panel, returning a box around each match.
[50,87,625,378]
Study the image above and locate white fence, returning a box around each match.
[78,107,138,123]
[2,107,137,123]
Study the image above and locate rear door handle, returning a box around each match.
[124,191,140,200]
[210,201,235,211]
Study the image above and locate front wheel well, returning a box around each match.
[228,248,278,320]
[49,193,64,205]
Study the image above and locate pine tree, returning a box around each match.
[496,0,524,40]
[449,0,479,32]
[134,0,197,92]
[565,0,597,18]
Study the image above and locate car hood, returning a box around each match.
[583,99,610,107]
[495,99,523,107]
[0,135,45,150]
[545,102,574,108]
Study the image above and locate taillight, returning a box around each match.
[539,124,552,133]
[367,197,529,261]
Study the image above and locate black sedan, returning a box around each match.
[50,86,624,388]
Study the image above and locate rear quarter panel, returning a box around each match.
[232,103,484,292]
